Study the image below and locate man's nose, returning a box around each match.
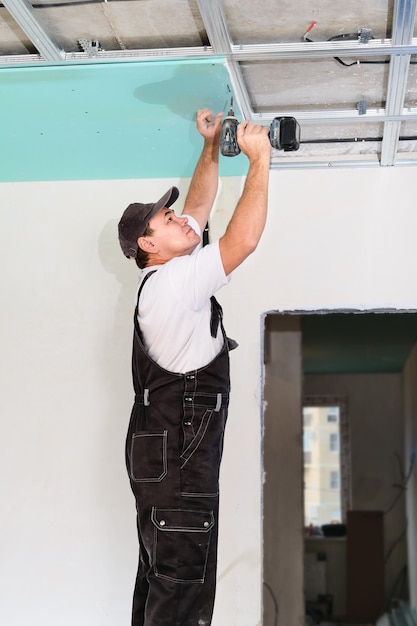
[175,215,188,225]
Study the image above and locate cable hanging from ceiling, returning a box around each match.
[303,21,417,66]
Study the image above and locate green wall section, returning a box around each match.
[1,58,247,182]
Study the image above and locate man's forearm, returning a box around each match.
[219,155,270,271]
[182,139,220,230]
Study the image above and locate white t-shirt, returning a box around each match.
[136,216,230,373]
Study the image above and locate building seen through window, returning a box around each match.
[303,405,342,526]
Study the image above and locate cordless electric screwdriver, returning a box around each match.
[220,98,301,156]
[220,97,240,157]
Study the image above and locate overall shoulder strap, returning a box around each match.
[136,270,157,310]
[134,270,157,340]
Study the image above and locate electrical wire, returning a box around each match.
[263,582,279,626]
[328,34,389,67]
[384,524,408,565]
[298,135,417,147]
[385,452,415,516]
[303,26,417,66]
[26,1,138,7]
[383,564,408,612]
[383,453,415,578]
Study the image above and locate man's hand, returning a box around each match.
[196,108,223,145]
[237,120,272,161]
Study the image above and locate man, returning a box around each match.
[118,108,271,626]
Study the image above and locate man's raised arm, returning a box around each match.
[182,108,223,232]
[219,120,272,276]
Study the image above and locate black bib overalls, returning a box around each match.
[125,271,235,626]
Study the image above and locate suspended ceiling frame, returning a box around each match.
[2,0,417,169]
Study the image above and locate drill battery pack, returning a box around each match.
[269,116,300,151]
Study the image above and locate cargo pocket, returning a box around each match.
[130,431,167,482]
[151,507,214,583]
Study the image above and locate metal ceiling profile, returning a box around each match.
[2,0,417,168]
[2,0,64,62]
[380,0,417,165]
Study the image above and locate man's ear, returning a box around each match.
[137,236,157,253]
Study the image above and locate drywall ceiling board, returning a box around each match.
[0,57,247,183]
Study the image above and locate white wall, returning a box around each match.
[2,165,417,625]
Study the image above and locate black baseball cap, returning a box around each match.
[118,186,179,258]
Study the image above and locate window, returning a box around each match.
[327,411,338,424]
[329,433,339,453]
[304,412,312,427]
[330,470,340,490]
[303,397,351,526]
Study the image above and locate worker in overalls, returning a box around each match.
[118,108,271,626]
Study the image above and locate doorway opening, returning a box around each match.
[262,310,417,626]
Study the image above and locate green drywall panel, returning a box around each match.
[0,58,248,182]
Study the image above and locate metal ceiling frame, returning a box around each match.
[380,0,417,165]
[198,0,417,168]
[2,0,417,167]
[2,0,64,62]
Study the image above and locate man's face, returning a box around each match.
[145,207,200,259]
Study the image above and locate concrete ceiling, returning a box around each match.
[2,0,417,169]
